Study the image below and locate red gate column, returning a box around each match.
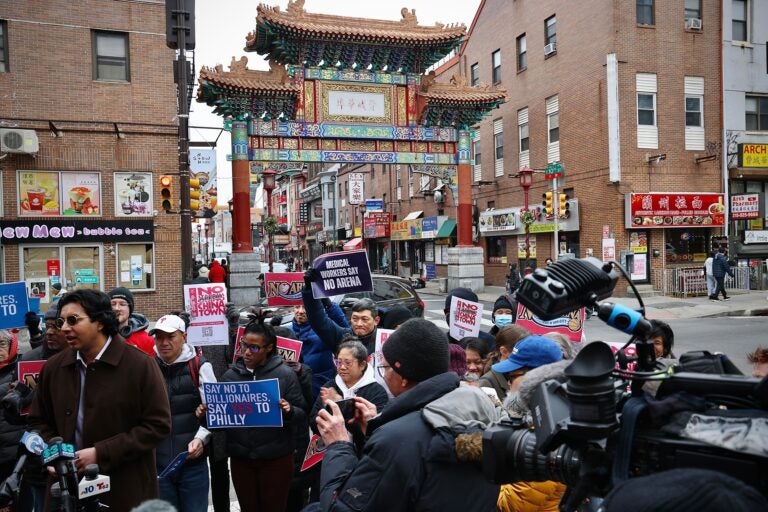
[456,130,473,247]
[231,120,253,253]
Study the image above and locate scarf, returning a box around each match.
[335,363,377,399]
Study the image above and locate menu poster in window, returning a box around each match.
[61,173,101,216]
[630,253,647,281]
[115,172,152,216]
[18,171,60,216]
[25,278,49,303]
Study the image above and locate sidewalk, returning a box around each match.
[421,281,768,320]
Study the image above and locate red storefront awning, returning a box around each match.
[343,237,363,251]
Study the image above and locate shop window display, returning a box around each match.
[665,230,710,263]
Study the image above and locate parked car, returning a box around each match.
[332,274,425,321]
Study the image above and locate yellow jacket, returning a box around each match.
[497,481,566,512]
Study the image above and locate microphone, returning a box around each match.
[20,431,47,455]
[0,431,47,506]
[516,257,618,320]
[78,464,110,511]
[43,437,78,512]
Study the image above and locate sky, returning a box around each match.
[189,0,482,204]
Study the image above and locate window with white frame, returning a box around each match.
[746,96,768,131]
[516,34,527,71]
[546,96,560,163]
[93,30,130,81]
[471,63,479,86]
[636,73,658,149]
[685,77,705,150]
[396,165,402,200]
[732,0,748,41]
[518,108,530,168]
[116,243,155,290]
[408,167,414,197]
[492,50,501,84]
[472,131,482,182]
[493,119,504,177]
[637,0,654,25]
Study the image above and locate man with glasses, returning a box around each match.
[150,314,216,512]
[313,319,499,511]
[28,289,171,511]
[302,269,381,371]
[22,308,66,362]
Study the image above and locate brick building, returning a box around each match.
[0,0,184,316]
[436,0,724,288]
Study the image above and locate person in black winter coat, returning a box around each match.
[711,249,734,301]
[0,331,25,495]
[220,314,306,512]
[506,263,521,294]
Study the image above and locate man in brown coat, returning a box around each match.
[28,289,171,512]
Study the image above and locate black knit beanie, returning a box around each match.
[382,318,449,382]
[602,468,768,512]
[492,295,514,314]
[380,305,414,330]
[108,287,135,314]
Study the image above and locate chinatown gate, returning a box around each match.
[197,0,506,306]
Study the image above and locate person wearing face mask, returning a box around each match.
[489,295,516,338]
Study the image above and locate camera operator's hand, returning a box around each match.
[74,447,97,473]
[352,396,378,434]
[303,268,319,290]
[187,438,204,460]
[316,400,351,446]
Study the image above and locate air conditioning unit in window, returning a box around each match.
[544,42,557,56]
[0,129,39,154]
[685,18,702,30]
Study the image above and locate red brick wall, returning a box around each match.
[0,0,184,317]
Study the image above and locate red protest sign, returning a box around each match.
[515,303,586,343]
[276,336,303,362]
[18,360,45,415]
[263,272,305,306]
[300,434,327,472]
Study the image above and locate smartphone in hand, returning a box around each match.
[326,398,356,422]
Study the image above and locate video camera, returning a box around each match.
[483,257,768,510]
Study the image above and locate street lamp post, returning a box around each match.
[262,169,277,273]
[204,223,210,263]
[518,167,534,272]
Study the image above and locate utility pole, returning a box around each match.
[167,0,195,284]
[552,176,559,261]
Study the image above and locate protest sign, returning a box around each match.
[277,336,303,362]
[449,296,484,341]
[158,451,188,479]
[0,282,30,330]
[18,360,45,415]
[515,303,586,342]
[184,283,228,346]
[204,379,283,428]
[264,272,305,306]
[300,434,327,472]
[373,328,394,397]
[310,250,373,299]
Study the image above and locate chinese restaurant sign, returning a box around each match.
[389,219,422,241]
[625,193,725,229]
[349,173,364,205]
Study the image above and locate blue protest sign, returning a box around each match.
[204,379,283,428]
[310,249,373,299]
[158,451,188,479]
[0,282,30,330]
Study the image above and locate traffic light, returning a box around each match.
[190,177,200,211]
[559,193,570,218]
[159,175,173,212]
[543,191,554,215]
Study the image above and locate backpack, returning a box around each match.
[678,350,742,375]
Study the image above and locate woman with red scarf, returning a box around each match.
[0,330,24,484]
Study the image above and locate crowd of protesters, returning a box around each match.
[0,263,767,512]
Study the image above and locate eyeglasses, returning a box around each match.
[55,315,87,329]
[0,340,11,348]
[240,342,265,354]
[334,358,358,369]
[376,364,392,378]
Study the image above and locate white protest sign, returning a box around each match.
[184,283,229,346]
[449,295,484,341]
